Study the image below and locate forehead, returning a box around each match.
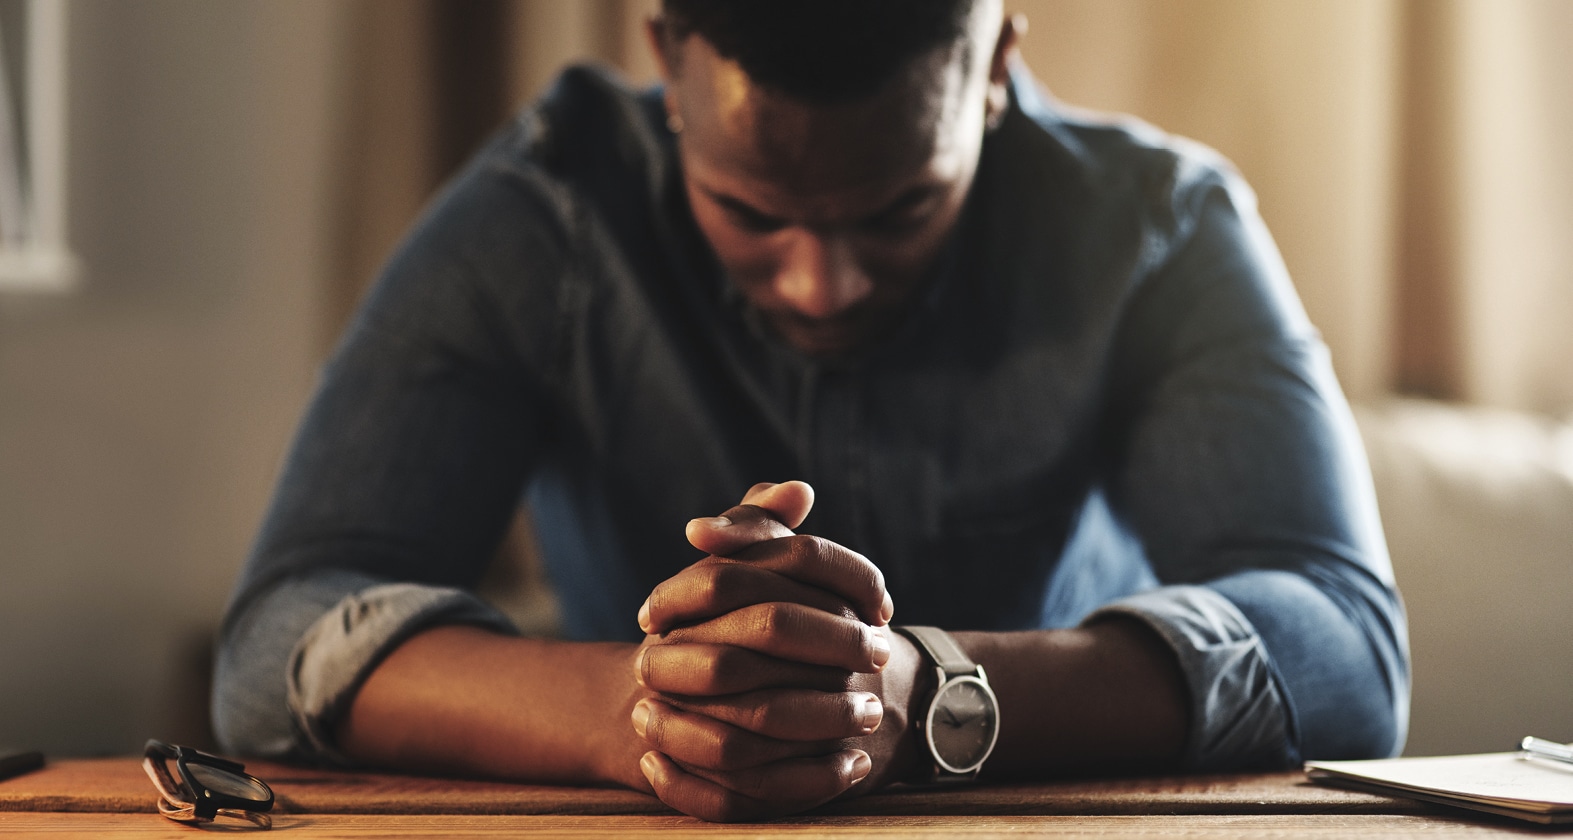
[673,36,974,212]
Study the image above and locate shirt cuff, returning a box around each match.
[1084,585,1299,770]
[285,582,518,762]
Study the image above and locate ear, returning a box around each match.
[985,13,1026,129]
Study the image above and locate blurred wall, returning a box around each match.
[0,0,347,753]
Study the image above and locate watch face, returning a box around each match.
[926,675,999,774]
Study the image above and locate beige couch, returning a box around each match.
[1356,399,1573,756]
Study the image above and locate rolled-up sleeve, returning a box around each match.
[286,581,517,761]
[213,571,517,760]
[1087,586,1296,770]
[1103,159,1410,767]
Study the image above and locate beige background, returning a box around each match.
[1,0,1569,759]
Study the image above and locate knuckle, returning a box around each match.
[704,646,746,692]
[838,545,880,592]
[710,730,755,771]
[691,654,725,694]
[865,562,886,596]
[726,766,772,800]
[726,503,769,526]
[707,790,755,823]
[695,564,726,606]
[786,534,824,562]
[774,534,810,569]
[752,601,785,639]
[706,563,751,604]
[745,697,775,735]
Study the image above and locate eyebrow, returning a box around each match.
[706,190,787,228]
[701,183,943,229]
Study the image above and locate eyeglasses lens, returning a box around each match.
[186,762,272,802]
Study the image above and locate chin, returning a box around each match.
[778,325,868,359]
[768,310,898,359]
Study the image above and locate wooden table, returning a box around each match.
[0,757,1555,837]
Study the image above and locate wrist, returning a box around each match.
[849,626,932,789]
[585,642,658,791]
[893,625,1001,782]
[890,628,937,786]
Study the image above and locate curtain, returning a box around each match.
[327,0,658,341]
[1019,0,1573,415]
[328,0,1573,416]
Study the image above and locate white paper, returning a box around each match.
[1307,752,1573,812]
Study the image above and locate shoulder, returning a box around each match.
[395,64,674,281]
[992,67,1252,243]
[481,63,672,204]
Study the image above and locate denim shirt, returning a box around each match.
[212,65,1410,771]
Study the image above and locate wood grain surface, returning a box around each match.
[0,759,1549,838]
[0,811,1548,838]
[0,758,1421,816]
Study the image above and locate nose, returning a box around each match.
[774,229,873,320]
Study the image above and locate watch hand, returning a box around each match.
[939,706,962,727]
[949,708,983,727]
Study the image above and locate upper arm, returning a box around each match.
[226,145,576,634]
[1105,169,1408,758]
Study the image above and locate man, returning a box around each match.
[214,0,1409,822]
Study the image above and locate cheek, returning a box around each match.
[850,220,960,294]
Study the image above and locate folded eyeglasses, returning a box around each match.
[142,739,274,829]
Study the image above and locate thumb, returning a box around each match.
[739,480,815,529]
[684,481,816,556]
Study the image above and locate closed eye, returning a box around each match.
[859,187,941,236]
[711,193,787,234]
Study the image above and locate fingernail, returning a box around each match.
[691,516,732,529]
[856,695,883,734]
[637,599,651,633]
[879,592,895,625]
[634,647,648,686]
[869,631,891,669]
[640,751,660,783]
[631,700,651,738]
[849,751,872,784]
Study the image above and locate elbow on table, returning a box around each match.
[1295,662,1409,762]
[208,626,303,760]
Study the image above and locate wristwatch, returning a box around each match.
[895,625,1000,781]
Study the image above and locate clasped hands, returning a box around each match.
[627,481,924,821]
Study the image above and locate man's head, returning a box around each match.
[649,1,1021,359]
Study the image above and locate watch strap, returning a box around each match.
[895,625,976,677]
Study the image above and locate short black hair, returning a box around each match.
[660,0,979,104]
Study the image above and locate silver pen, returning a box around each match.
[1520,736,1573,766]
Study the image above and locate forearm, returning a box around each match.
[336,626,650,790]
[952,618,1189,778]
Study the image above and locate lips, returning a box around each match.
[764,308,896,358]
